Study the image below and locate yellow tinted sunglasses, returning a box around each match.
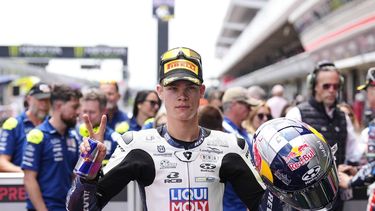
[161,47,201,64]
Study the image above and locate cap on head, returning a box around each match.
[357,67,375,91]
[28,82,51,99]
[159,47,203,86]
[222,87,259,106]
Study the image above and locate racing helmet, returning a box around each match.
[252,118,338,210]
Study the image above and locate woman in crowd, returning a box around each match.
[242,101,272,135]
[129,90,161,131]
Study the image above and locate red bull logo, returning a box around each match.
[284,144,308,163]
[284,144,316,171]
[169,187,209,211]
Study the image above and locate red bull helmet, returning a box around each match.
[252,118,338,210]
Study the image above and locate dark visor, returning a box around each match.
[271,165,338,210]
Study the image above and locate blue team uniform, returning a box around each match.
[21,120,80,211]
[222,117,284,211]
[128,116,142,131]
[0,112,40,166]
[141,118,155,129]
[222,117,251,211]
[107,109,129,134]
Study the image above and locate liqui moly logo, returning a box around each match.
[169,187,209,211]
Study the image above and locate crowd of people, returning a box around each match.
[0,47,374,211]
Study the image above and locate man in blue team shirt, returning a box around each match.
[99,81,130,134]
[0,82,51,172]
[22,84,82,211]
[77,88,121,166]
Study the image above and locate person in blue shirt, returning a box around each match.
[129,90,161,131]
[99,81,130,134]
[221,86,259,211]
[0,82,51,172]
[22,84,82,211]
[142,110,167,129]
[77,88,122,166]
[221,87,285,211]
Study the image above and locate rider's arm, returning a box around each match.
[66,132,155,211]
[220,137,266,211]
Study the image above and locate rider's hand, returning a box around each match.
[79,114,107,167]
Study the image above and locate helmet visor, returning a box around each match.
[274,165,338,210]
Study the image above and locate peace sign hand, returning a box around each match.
[78,114,107,179]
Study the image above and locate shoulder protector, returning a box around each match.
[2,117,18,130]
[120,131,133,145]
[79,124,89,137]
[27,129,44,144]
[143,117,154,126]
[79,124,99,137]
[115,121,130,134]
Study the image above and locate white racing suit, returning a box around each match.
[67,126,265,210]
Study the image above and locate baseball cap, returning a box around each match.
[222,87,259,106]
[159,47,203,86]
[28,82,51,99]
[357,67,375,91]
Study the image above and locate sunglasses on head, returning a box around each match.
[257,113,272,120]
[161,47,202,64]
[322,83,340,90]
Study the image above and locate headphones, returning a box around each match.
[306,60,344,96]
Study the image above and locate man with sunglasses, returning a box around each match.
[67,47,266,211]
[286,61,361,210]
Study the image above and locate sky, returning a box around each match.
[0,0,229,89]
